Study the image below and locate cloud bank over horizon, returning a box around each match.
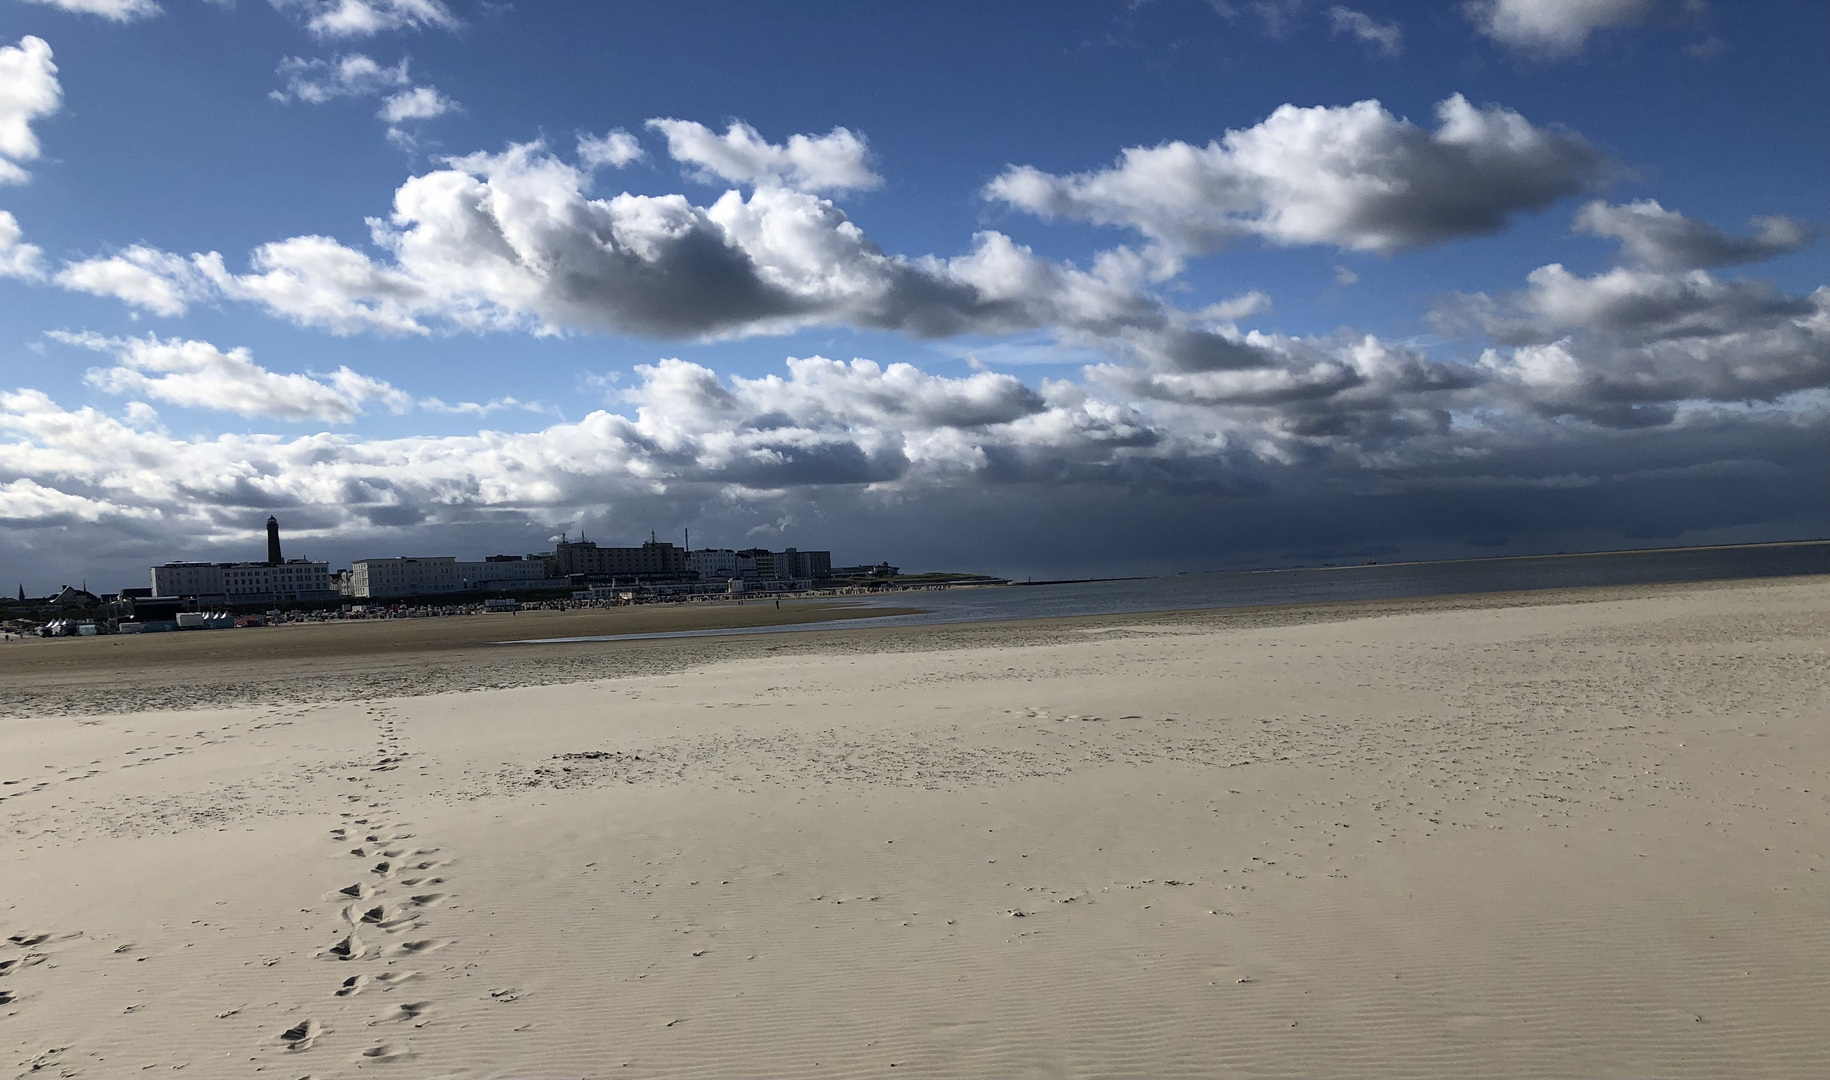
[0,5,1824,587]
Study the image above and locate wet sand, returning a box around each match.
[2,575,1827,1076]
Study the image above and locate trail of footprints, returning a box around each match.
[0,717,295,807]
[283,702,457,1066]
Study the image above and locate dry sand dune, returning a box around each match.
[2,576,1827,1077]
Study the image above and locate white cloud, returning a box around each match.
[985,93,1604,261]
[1431,256,1830,425]
[272,53,410,104]
[214,234,428,335]
[1574,199,1812,270]
[1439,263,1814,346]
[271,0,460,39]
[1199,290,1273,321]
[17,0,161,21]
[55,332,411,422]
[17,0,161,19]
[647,119,881,193]
[54,246,220,316]
[577,128,644,169]
[271,54,455,149]
[2,306,1826,558]
[0,210,45,279]
[1463,0,1653,57]
[71,142,1187,353]
[1328,6,1403,58]
[1333,265,1359,286]
[0,476,141,525]
[378,83,457,147]
[53,246,220,316]
[418,396,543,416]
[378,84,454,124]
[0,357,1154,535]
[0,36,61,185]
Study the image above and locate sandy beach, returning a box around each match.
[2,575,1826,1077]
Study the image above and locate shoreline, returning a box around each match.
[3,570,1825,720]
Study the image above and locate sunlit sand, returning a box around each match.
[3,576,1826,1076]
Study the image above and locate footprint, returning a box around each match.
[1,955,47,976]
[6,933,50,947]
[360,1043,414,1062]
[405,894,447,909]
[376,1001,433,1024]
[391,938,451,956]
[326,932,367,961]
[280,1018,323,1051]
[0,990,16,1006]
[374,970,419,988]
[371,861,395,877]
[335,974,370,998]
[334,882,374,900]
[397,877,444,888]
[357,904,417,931]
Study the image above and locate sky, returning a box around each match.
[0,0,1825,591]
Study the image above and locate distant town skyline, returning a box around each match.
[1,2,1825,593]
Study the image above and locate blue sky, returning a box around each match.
[0,0,1825,590]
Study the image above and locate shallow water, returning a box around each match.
[501,541,1830,645]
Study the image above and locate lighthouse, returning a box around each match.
[266,516,283,565]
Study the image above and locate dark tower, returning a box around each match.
[266,516,283,565]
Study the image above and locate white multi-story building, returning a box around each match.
[686,547,831,583]
[686,548,758,583]
[151,560,334,603]
[347,556,564,599]
[222,561,334,602]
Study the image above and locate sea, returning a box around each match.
[502,541,1830,645]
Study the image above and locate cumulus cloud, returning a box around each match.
[271,0,460,38]
[0,36,61,185]
[0,356,1165,537]
[6,320,1824,566]
[0,210,45,279]
[1574,199,1813,270]
[1328,6,1403,58]
[17,0,161,20]
[1463,0,1653,57]
[0,476,145,526]
[1433,254,1830,426]
[1438,263,1815,346]
[1200,290,1273,321]
[57,138,1254,372]
[985,93,1604,260]
[377,84,457,148]
[56,332,412,422]
[272,53,410,104]
[54,246,220,316]
[647,119,881,193]
[378,84,453,124]
[577,128,644,169]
